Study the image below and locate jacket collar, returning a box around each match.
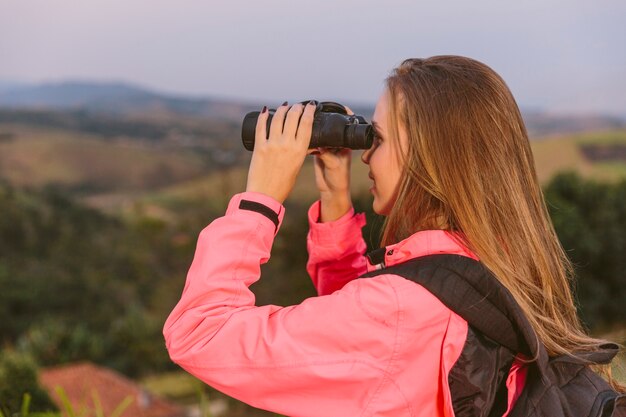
[365,229,478,272]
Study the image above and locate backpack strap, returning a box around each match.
[360,253,623,380]
[360,254,533,352]
[360,254,553,377]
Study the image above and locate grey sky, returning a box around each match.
[1,0,625,116]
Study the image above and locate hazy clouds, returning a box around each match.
[1,0,625,115]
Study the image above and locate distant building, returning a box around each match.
[40,362,184,417]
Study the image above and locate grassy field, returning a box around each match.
[96,128,626,221]
[0,124,211,192]
[531,129,626,183]
[141,371,280,416]
[141,371,202,403]
[574,130,626,145]
[77,150,373,220]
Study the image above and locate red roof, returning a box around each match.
[40,362,184,417]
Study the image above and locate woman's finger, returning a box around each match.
[269,101,289,139]
[318,147,349,164]
[296,102,316,150]
[344,105,354,116]
[255,106,269,147]
[282,103,304,142]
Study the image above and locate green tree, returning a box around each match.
[0,182,180,376]
[544,171,626,330]
[0,350,57,416]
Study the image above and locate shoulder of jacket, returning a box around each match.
[355,272,450,301]
[346,273,460,329]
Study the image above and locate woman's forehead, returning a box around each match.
[371,90,390,127]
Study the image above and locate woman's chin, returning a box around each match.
[371,199,384,216]
[372,197,392,217]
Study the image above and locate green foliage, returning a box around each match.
[17,320,107,366]
[544,171,626,329]
[0,183,124,340]
[0,182,185,376]
[196,383,213,417]
[105,306,172,376]
[0,351,57,416]
[0,393,59,417]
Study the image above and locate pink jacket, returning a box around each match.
[163,191,528,417]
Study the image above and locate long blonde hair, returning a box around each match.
[380,55,624,391]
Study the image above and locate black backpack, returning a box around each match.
[359,252,626,417]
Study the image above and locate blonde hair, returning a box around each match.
[379,55,624,391]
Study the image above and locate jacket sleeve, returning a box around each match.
[305,200,368,296]
[162,191,398,417]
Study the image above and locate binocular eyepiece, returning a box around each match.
[241,100,374,151]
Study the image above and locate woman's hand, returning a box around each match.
[245,101,316,204]
[305,106,354,222]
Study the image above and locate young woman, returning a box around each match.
[163,56,624,417]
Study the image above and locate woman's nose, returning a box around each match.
[361,147,372,164]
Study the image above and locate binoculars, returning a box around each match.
[241,100,374,151]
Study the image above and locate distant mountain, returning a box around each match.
[1,80,624,137]
[0,80,28,93]
[0,81,262,122]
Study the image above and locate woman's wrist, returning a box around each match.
[319,191,352,222]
